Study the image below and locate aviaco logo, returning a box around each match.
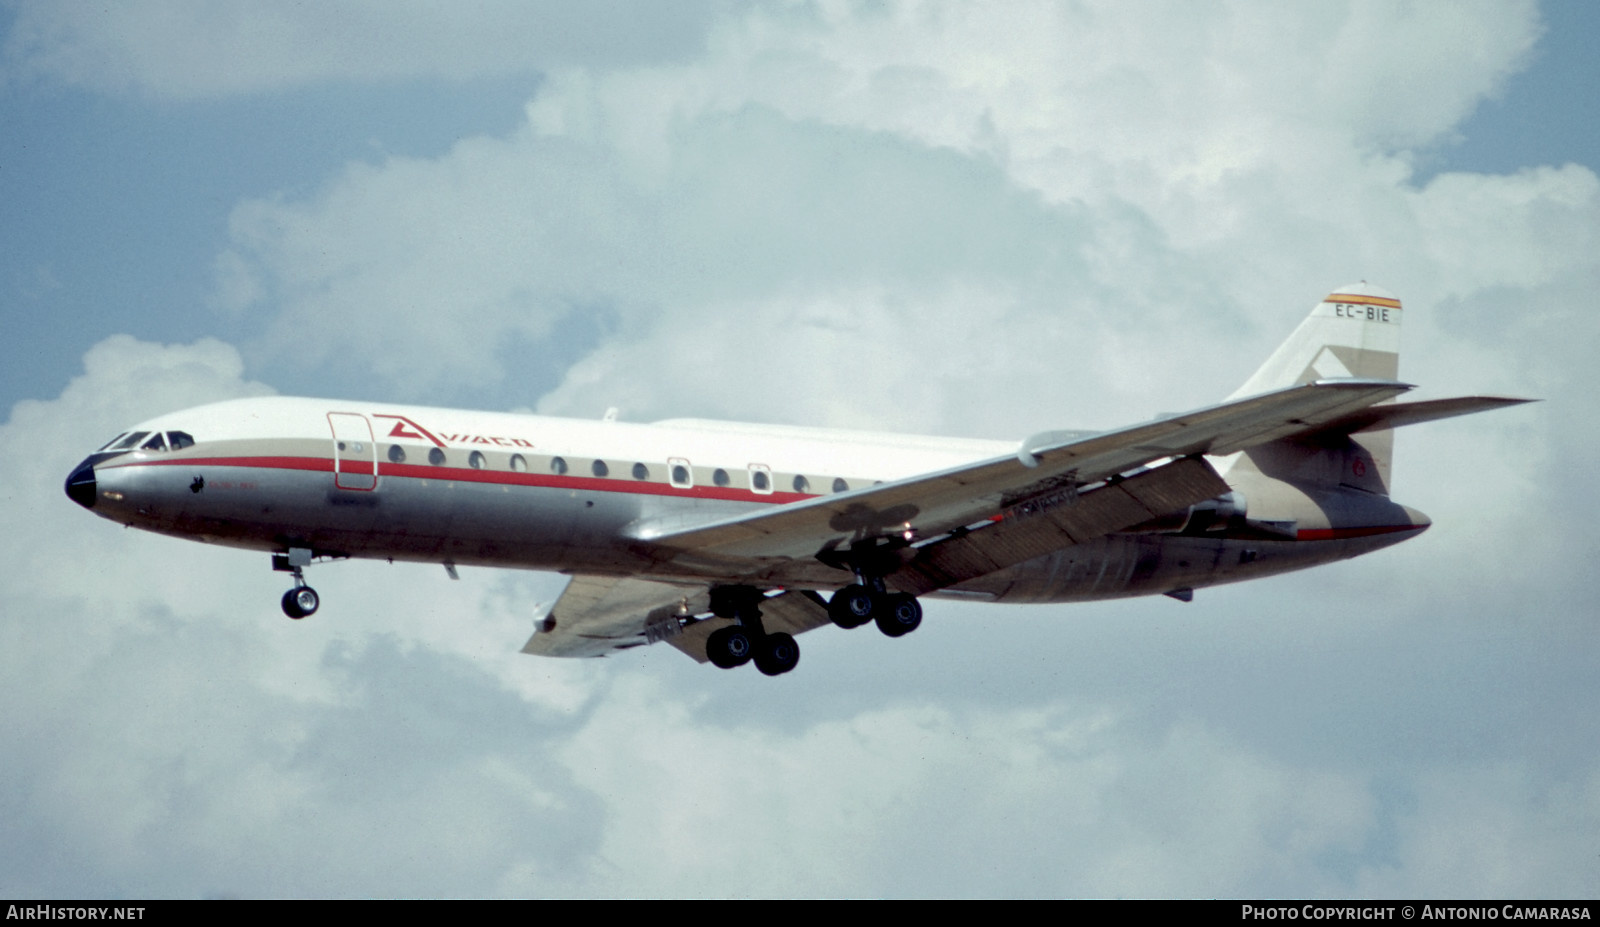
[373,414,534,449]
[373,414,445,447]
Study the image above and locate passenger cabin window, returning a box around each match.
[632,462,650,480]
[388,445,406,463]
[669,458,692,488]
[792,474,809,493]
[550,456,568,475]
[591,460,609,478]
[428,448,446,466]
[833,478,849,493]
[749,465,772,494]
[469,451,487,470]
[510,454,528,472]
[713,468,730,487]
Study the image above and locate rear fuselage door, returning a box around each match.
[328,412,378,491]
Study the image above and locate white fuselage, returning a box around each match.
[66,396,1428,605]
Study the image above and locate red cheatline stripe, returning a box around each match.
[1325,293,1401,309]
[104,455,816,504]
[93,457,1432,536]
[1295,525,1421,540]
[105,455,334,473]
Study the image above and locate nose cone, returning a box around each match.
[65,459,97,509]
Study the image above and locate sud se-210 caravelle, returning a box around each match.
[65,284,1528,676]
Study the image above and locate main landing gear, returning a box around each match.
[272,548,320,620]
[827,578,923,637]
[695,576,922,677]
[704,586,800,676]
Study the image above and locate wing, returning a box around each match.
[628,380,1412,583]
[1305,395,1536,436]
[520,574,705,658]
[520,574,830,660]
[525,381,1411,659]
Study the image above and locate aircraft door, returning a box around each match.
[328,412,378,491]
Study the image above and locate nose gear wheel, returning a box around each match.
[281,585,320,619]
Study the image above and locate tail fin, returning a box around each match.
[1228,284,1404,495]
[1229,283,1402,399]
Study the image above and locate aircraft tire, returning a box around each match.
[753,632,800,676]
[707,625,755,669]
[875,593,921,638]
[282,586,319,620]
[828,584,877,629]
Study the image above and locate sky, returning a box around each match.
[1,0,1596,899]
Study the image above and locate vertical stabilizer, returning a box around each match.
[1228,284,1404,495]
[1230,283,1402,399]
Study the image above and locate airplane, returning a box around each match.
[64,284,1530,676]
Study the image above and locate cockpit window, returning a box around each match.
[110,432,149,451]
[96,430,193,454]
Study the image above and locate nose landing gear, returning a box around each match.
[273,547,321,620]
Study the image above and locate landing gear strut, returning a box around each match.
[273,548,320,620]
[704,586,800,676]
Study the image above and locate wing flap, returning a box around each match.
[890,456,1230,595]
[520,574,705,658]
